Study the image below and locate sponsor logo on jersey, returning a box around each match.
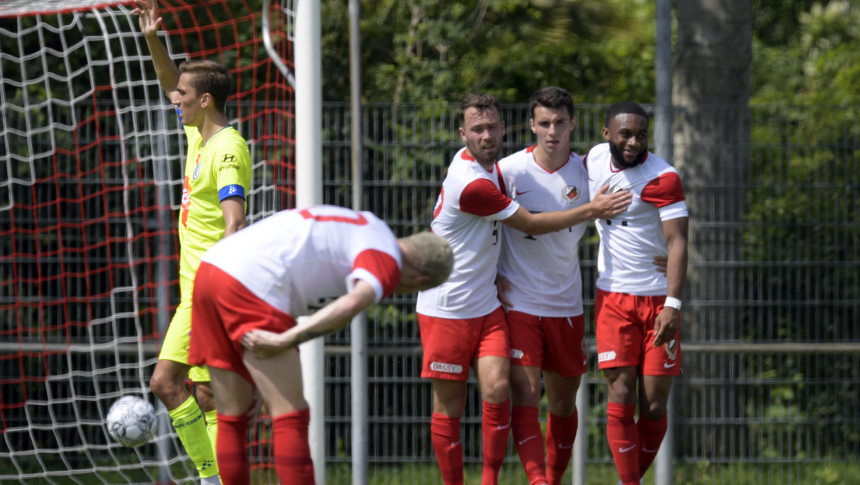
[219,164,240,172]
[430,362,463,374]
[516,189,532,196]
[220,154,236,163]
[598,350,616,362]
[510,349,524,359]
[562,185,580,202]
[665,339,678,360]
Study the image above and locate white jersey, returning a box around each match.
[416,148,520,319]
[585,143,688,295]
[201,205,402,316]
[496,147,590,317]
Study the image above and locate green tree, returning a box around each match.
[322,0,656,104]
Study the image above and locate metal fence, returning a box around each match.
[1,102,859,484]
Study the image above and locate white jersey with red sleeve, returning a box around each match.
[585,143,688,295]
[496,147,590,317]
[200,205,402,316]
[416,147,520,319]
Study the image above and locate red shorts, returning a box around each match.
[188,262,296,384]
[595,289,681,376]
[418,307,509,381]
[507,311,587,378]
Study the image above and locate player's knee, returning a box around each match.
[548,395,576,417]
[510,377,540,405]
[482,375,510,403]
[150,366,183,402]
[195,385,216,413]
[640,400,667,420]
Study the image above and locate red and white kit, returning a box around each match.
[416,147,520,380]
[188,206,402,383]
[585,143,687,375]
[496,146,589,377]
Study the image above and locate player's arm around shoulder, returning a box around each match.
[501,183,631,236]
[216,138,252,236]
[241,280,377,358]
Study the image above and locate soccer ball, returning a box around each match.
[106,396,157,447]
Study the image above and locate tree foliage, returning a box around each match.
[322,0,656,104]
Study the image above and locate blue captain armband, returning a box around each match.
[219,184,245,201]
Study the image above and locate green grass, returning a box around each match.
[3,460,858,484]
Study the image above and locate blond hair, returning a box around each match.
[399,232,454,288]
[178,60,233,113]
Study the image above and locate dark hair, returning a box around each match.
[529,86,574,119]
[179,60,233,113]
[457,93,502,124]
[604,101,648,127]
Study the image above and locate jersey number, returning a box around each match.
[299,208,368,225]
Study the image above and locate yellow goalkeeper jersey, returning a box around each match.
[178,125,251,280]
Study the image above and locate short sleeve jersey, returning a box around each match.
[496,147,590,317]
[179,125,252,279]
[201,205,402,317]
[416,148,520,319]
[585,143,688,295]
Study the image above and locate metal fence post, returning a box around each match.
[655,385,675,485]
[572,375,589,485]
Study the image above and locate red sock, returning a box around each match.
[271,408,315,484]
[481,399,511,485]
[431,413,464,485]
[546,409,578,485]
[216,413,250,485]
[607,402,639,485]
[637,414,667,478]
[511,406,547,485]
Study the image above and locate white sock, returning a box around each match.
[201,476,221,485]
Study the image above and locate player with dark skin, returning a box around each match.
[599,112,688,484]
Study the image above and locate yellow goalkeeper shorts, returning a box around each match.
[159,274,211,382]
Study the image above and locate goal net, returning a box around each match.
[0,0,294,482]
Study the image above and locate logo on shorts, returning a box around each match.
[510,349,524,359]
[598,351,617,362]
[665,339,678,360]
[563,185,580,202]
[430,362,463,374]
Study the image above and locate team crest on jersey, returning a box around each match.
[562,185,580,202]
[665,339,678,360]
[192,163,203,181]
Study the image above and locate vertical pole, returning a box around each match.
[656,386,676,485]
[572,372,589,485]
[655,0,674,164]
[153,107,172,485]
[296,1,325,483]
[654,2,674,483]
[348,1,368,484]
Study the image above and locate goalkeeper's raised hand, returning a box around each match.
[132,0,163,38]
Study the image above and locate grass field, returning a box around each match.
[3,460,857,484]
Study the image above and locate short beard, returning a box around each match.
[608,140,647,169]
[470,144,501,167]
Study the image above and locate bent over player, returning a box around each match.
[134,1,251,482]
[187,205,454,485]
[585,102,689,485]
[416,93,632,485]
[495,87,589,485]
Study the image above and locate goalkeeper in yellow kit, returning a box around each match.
[134,1,251,482]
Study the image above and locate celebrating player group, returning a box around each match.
[134,1,687,484]
[419,90,688,485]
